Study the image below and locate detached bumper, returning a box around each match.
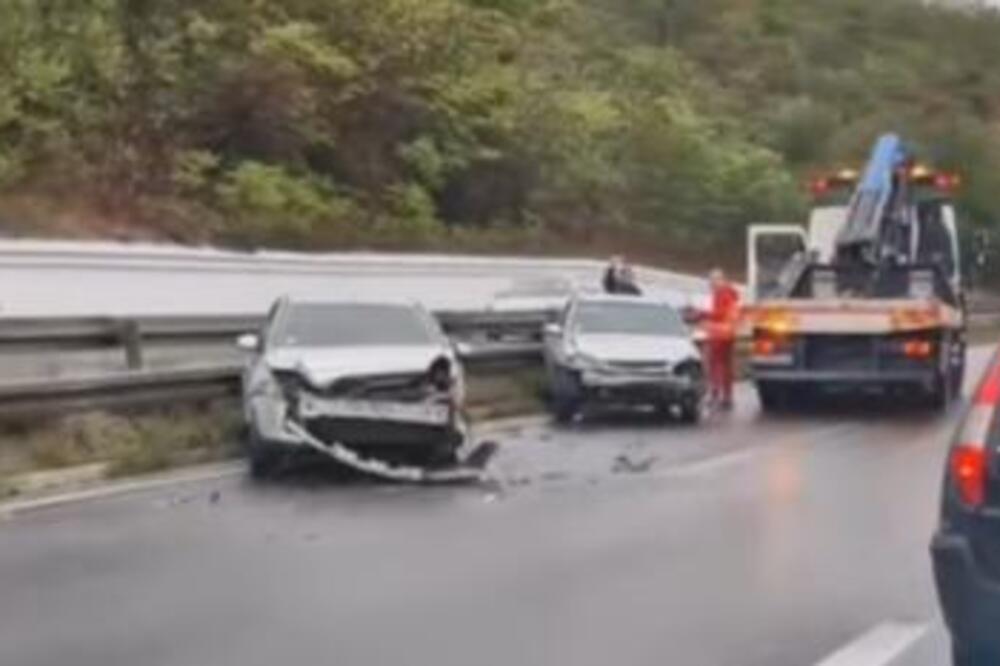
[932,531,1000,650]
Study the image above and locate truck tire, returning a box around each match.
[951,341,966,398]
[927,369,955,412]
[757,382,786,413]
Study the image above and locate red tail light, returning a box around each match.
[951,445,988,508]
[951,352,1000,508]
[902,339,934,360]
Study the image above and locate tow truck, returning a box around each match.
[746,133,966,411]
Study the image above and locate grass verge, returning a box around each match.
[466,366,547,422]
[0,401,242,499]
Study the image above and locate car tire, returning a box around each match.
[550,365,582,424]
[677,397,701,424]
[953,641,1000,666]
[247,431,283,480]
[554,397,580,424]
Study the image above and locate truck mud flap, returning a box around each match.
[284,420,496,484]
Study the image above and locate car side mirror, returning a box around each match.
[544,323,563,337]
[236,333,261,352]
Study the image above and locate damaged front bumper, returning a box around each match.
[252,389,461,450]
[247,390,492,483]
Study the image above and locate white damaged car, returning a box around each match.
[237,297,468,479]
[542,294,706,424]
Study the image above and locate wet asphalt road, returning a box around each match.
[2,349,996,666]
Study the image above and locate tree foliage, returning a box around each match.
[0,0,999,258]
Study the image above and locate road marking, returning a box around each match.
[0,462,244,520]
[814,621,930,666]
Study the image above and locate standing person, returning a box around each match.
[705,268,740,410]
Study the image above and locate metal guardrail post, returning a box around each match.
[119,320,144,370]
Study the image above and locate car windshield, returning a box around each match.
[272,303,436,348]
[572,301,686,337]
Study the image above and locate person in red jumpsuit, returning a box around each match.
[705,269,740,410]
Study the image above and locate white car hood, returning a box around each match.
[572,334,699,364]
[265,344,448,387]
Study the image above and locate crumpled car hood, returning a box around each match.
[265,344,449,388]
[572,334,699,363]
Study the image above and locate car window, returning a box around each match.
[571,301,687,337]
[271,303,437,348]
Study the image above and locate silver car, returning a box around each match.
[237,297,465,478]
[543,294,705,423]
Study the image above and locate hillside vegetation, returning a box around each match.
[1,0,999,266]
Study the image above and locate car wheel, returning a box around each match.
[554,397,580,424]
[677,397,701,424]
[550,365,582,424]
[249,448,281,480]
[953,641,1000,666]
[247,430,283,480]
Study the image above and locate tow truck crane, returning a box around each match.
[746,134,966,411]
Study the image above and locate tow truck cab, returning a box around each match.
[747,159,966,410]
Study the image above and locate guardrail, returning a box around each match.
[0,310,557,415]
[0,288,995,416]
[0,366,241,416]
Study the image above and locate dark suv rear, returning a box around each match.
[932,346,1000,665]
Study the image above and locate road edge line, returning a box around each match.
[0,462,244,520]
[813,621,930,666]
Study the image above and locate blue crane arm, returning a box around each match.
[836,133,909,251]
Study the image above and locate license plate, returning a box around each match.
[299,396,451,426]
